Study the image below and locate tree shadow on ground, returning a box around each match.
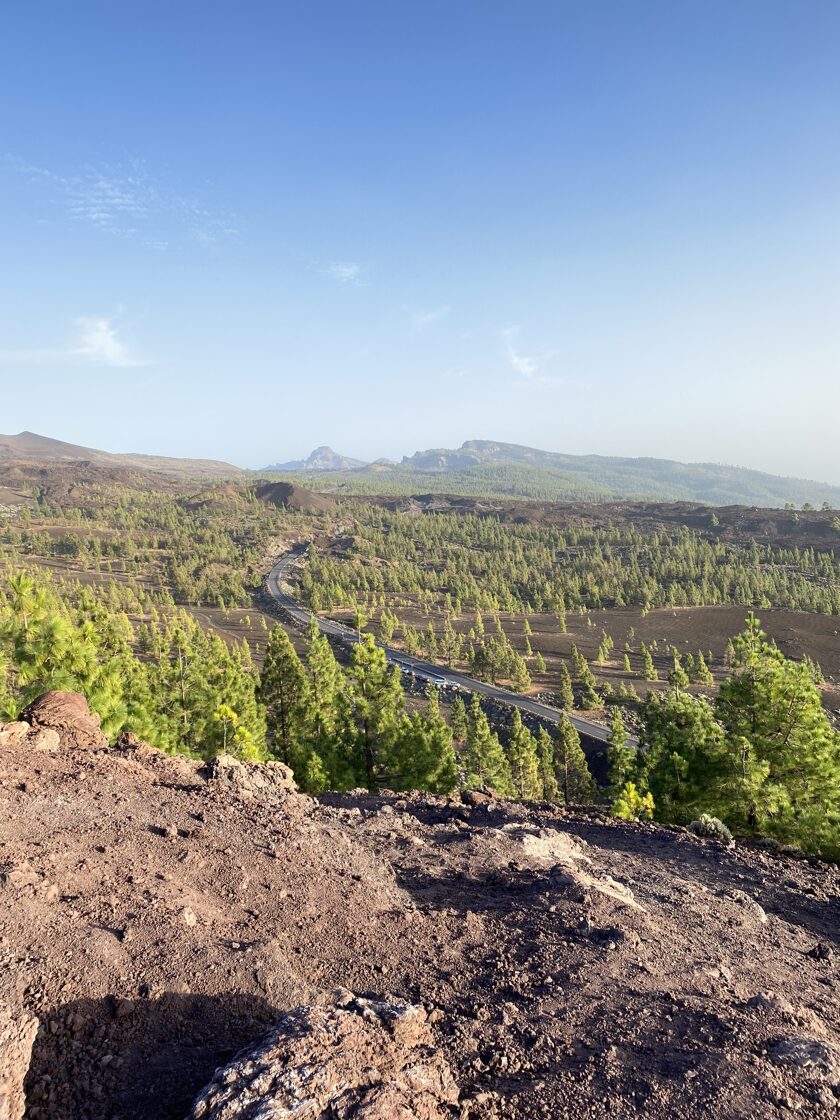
[24,991,279,1120]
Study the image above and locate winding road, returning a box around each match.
[266,549,618,745]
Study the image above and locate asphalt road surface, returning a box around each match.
[266,549,619,745]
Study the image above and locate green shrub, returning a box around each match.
[611,782,654,821]
[688,814,734,846]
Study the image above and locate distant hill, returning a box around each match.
[388,440,840,507]
[6,431,838,507]
[254,479,337,513]
[0,431,242,479]
[264,446,368,472]
[266,439,840,508]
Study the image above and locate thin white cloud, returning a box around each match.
[409,305,451,333]
[503,327,539,379]
[73,316,142,366]
[0,314,148,369]
[502,326,564,386]
[7,155,237,249]
[322,261,362,284]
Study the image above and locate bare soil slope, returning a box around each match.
[0,431,242,479]
[254,479,337,513]
[0,701,838,1119]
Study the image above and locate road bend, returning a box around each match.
[266,548,625,746]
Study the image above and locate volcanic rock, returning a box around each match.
[18,691,108,749]
[186,997,459,1119]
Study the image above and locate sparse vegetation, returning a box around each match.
[688,815,734,845]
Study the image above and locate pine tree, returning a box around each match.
[637,689,729,823]
[554,714,595,804]
[346,634,405,790]
[557,663,575,710]
[213,703,260,761]
[578,660,600,709]
[536,726,558,799]
[425,681,441,720]
[641,643,658,681]
[667,651,689,689]
[607,707,635,797]
[440,618,458,666]
[450,694,468,742]
[390,710,457,794]
[260,625,306,765]
[611,782,654,821]
[0,648,13,721]
[379,608,397,644]
[507,710,542,799]
[715,614,840,840]
[463,695,515,796]
[351,602,369,636]
[508,649,531,692]
[695,650,714,685]
[300,617,352,788]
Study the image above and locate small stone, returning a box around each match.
[806,942,832,962]
[28,728,61,753]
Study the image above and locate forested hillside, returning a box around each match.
[1,460,838,857]
[302,510,840,615]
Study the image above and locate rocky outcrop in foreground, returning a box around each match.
[1,693,838,1119]
[187,996,459,1119]
[18,690,109,750]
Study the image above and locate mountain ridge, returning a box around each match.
[264,439,840,508]
[2,431,837,507]
[0,430,243,479]
[263,445,369,472]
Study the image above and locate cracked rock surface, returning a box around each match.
[186,997,459,1119]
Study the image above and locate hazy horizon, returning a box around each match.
[5,427,840,489]
[2,3,839,483]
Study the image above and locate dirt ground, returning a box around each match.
[1,721,838,1119]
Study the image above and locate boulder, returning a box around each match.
[461,787,498,808]
[202,754,297,799]
[185,996,459,1119]
[18,692,108,749]
[769,1035,840,1078]
[0,1002,38,1120]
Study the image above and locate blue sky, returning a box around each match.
[1,1,839,481]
